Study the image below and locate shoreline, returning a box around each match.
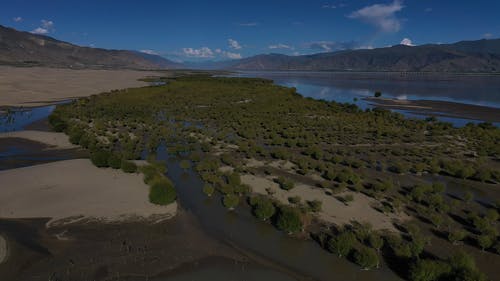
[365,97,500,123]
[0,159,177,226]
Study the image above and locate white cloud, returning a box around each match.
[269,43,293,50]
[400,38,414,46]
[228,38,242,49]
[238,22,258,27]
[31,27,49,35]
[215,48,222,53]
[322,4,336,9]
[31,19,55,35]
[41,20,54,29]
[356,45,374,50]
[483,33,493,39]
[223,51,242,59]
[182,47,214,58]
[13,16,23,22]
[348,0,404,33]
[140,49,159,55]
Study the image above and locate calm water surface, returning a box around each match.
[232,71,500,126]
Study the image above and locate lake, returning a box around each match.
[231,71,500,126]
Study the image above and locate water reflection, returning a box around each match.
[232,71,500,125]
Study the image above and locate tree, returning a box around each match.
[149,179,176,205]
[223,194,239,210]
[409,259,451,281]
[374,91,382,97]
[429,212,444,229]
[90,150,111,168]
[477,234,494,251]
[252,197,276,221]
[202,184,215,196]
[276,206,302,234]
[485,209,499,222]
[409,235,428,258]
[448,251,487,281]
[368,233,384,252]
[121,160,137,173]
[463,191,473,203]
[353,247,379,270]
[327,231,355,258]
[179,159,191,170]
[307,199,322,213]
[275,176,295,191]
[107,153,122,169]
[227,172,241,186]
[448,230,467,245]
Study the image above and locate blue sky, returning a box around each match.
[2,0,500,62]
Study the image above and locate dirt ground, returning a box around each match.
[0,66,159,107]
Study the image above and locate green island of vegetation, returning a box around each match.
[50,75,500,281]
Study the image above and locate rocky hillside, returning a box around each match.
[0,25,181,69]
[225,39,500,72]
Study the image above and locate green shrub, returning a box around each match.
[288,196,301,204]
[179,159,191,170]
[250,196,276,221]
[48,113,66,132]
[121,160,137,173]
[223,194,239,210]
[276,206,302,234]
[410,259,451,281]
[327,231,355,258]
[307,199,322,213]
[353,247,379,270]
[275,176,295,190]
[149,178,176,205]
[203,184,215,196]
[141,164,163,184]
[68,127,85,145]
[108,153,122,169]
[90,150,111,167]
[368,233,384,252]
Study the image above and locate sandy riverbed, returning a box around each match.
[0,130,76,150]
[241,174,407,232]
[0,159,177,226]
[0,66,159,107]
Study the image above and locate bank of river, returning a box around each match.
[231,71,500,127]
[0,101,403,280]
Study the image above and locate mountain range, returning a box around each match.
[2,24,500,72]
[0,25,181,69]
[220,40,500,72]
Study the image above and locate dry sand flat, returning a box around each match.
[241,174,407,232]
[0,159,177,226]
[0,130,76,150]
[0,66,159,107]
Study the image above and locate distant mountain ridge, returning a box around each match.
[0,25,181,69]
[221,39,500,73]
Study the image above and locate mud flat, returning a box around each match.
[0,66,159,107]
[365,97,500,123]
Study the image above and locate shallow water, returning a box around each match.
[0,105,56,133]
[155,143,401,281]
[231,71,500,126]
